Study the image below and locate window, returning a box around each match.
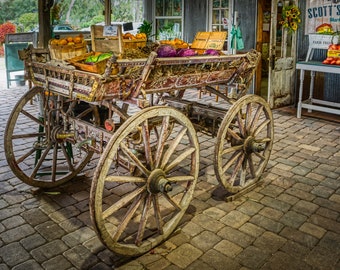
[211,0,230,32]
[154,0,183,40]
[209,0,231,51]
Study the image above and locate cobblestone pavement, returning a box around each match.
[0,70,339,269]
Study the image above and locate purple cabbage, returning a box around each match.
[204,49,220,56]
[157,45,177,57]
[176,48,197,57]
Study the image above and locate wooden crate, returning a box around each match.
[191,32,227,51]
[91,25,123,53]
[68,52,109,74]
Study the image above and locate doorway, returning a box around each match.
[256,0,298,108]
[256,0,271,100]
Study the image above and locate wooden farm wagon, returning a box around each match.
[4,45,273,256]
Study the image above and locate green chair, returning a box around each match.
[4,42,29,88]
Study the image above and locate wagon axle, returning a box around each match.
[147,169,172,194]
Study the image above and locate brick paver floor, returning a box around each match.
[0,66,339,269]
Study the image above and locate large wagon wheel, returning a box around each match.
[90,106,199,256]
[4,86,96,188]
[215,94,274,193]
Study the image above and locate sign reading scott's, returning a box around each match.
[305,0,340,34]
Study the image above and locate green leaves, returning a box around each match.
[138,20,153,40]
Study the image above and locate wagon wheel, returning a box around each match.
[4,86,96,188]
[215,94,274,193]
[90,106,199,256]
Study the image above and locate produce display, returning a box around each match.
[316,23,334,34]
[159,38,189,49]
[322,43,340,65]
[156,44,222,58]
[48,34,87,60]
[50,35,85,46]
[123,32,147,40]
[84,52,113,65]
[48,29,226,74]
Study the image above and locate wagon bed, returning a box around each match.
[26,50,260,104]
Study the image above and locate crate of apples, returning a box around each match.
[322,44,340,65]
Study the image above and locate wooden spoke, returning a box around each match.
[142,119,154,170]
[52,143,58,182]
[152,195,164,235]
[247,154,256,179]
[229,152,245,186]
[227,127,242,141]
[60,143,75,172]
[166,175,195,182]
[160,127,187,169]
[245,103,253,131]
[162,192,181,211]
[164,147,196,173]
[222,150,242,174]
[12,132,45,140]
[21,109,44,125]
[30,142,53,179]
[221,144,243,156]
[253,119,271,137]
[102,187,146,219]
[16,148,37,164]
[249,105,264,134]
[253,151,266,160]
[119,142,150,176]
[112,194,145,242]
[154,116,171,168]
[105,175,146,183]
[256,137,272,143]
[135,194,152,246]
[237,111,246,137]
[239,158,247,187]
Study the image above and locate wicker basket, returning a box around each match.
[49,40,87,60]
[123,39,147,49]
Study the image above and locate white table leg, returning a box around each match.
[308,70,315,113]
[297,69,305,118]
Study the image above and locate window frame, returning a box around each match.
[153,0,184,40]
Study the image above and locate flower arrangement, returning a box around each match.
[280,5,301,32]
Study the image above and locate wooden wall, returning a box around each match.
[183,0,208,43]
[234,0,257,50]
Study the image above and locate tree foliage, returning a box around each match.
[18,13,38,32]
[0,0,37,23]
[0,0,143,31]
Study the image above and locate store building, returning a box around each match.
[34,0,339,113]
[142,0,339,114]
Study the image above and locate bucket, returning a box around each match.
[15,75,25,86]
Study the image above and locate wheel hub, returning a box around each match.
[51,126,74,142]
[147,169,172,194]
[244,136,265,153]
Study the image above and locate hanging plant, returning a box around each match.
[280,5,301,32]
[51,3,62,25]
